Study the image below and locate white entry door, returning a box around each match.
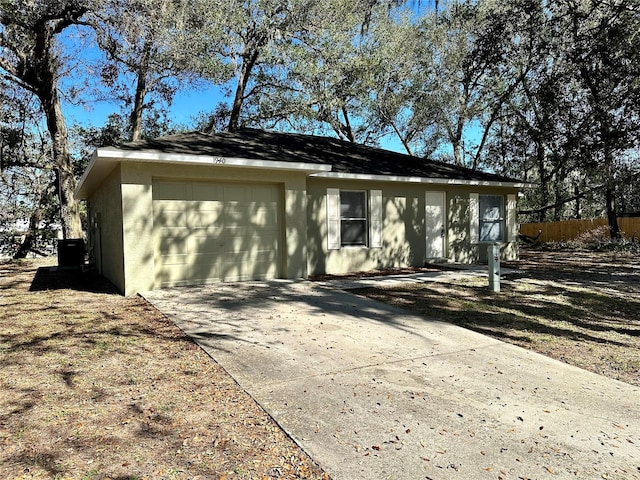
[425,191,446,259]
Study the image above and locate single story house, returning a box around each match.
[76,128,526,296]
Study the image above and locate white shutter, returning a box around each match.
[506,194,517,242]
[369,190,382,248]
[469,193,479,244]
[326,188,341,250]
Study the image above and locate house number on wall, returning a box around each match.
[213,156,226,164]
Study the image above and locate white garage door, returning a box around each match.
[153,181,281,287]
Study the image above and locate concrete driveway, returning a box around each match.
[142,279,640,480]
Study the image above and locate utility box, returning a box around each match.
[58,239,85,267]
[488,243,501,293]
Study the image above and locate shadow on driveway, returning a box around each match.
[143,280,640,480]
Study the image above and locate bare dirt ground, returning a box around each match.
[0,259,329,480]
[355,247,640,387]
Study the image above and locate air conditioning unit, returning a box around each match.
[57,239,85,267]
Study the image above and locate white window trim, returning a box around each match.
[326,188,382,250]
[506,194,517,242]
[369,190,382,248]
[478,194,505,243]
[340,190,368,247]
[469,193,479,244]
[327,188,341,250]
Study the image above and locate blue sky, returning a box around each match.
[64,82,409,153]
[63,77,225,131]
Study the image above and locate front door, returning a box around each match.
[425,191,446,259]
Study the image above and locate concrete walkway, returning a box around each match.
[311,265,517,290]
[142,279,640,480]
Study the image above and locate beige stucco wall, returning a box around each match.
[115,161,309,295]
[306,178,519,276]
[120,163,155,295]
[87,164,125,293]
[307,178,437,275]
[85,157,521,294]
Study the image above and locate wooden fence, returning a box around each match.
[520,217,640,243]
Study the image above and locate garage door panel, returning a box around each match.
[190,230,224,254]
[192,183,223,201]
[225,202,277,220]
[224,203,251,223]
[224,261,279,276]
[155,199,190,210]
[157,274,190,287]
[248,206,278,226]
[222,250,278,267]
[224,224,279,235]
[250,184,279,201]
[154,181,281,287]
[220,259,278,282]
[155,208,188,227]
[187,205,223,228]
[157,255,192,286]
[158,231,188,255]
[224,229,278,253]
[154,182,191,200]
[223,184,251,202]
[191,255,221,281]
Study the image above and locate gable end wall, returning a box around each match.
[87,164,125,293]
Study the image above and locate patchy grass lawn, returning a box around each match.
[354,248,640,387]
[0,258,328,480]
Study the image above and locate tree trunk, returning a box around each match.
[605,186,621,240]
[451,135,463,166]
[449,111,465,166]
[536,142,548,223]
[553,165,565,221]
[602,133,621,240]
[340,107,356,143]
[130,38,152,141]
[130,70,148,141]
[228,48,260,131]
[42,87,82,239]
[14,207,42,259]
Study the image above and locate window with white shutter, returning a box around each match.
[326,188,382,249]
[326,188,341,250]
[506,194,517,242]
[469,193,479,244]
[369,190,382,248]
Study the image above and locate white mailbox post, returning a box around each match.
[488,243,501,293]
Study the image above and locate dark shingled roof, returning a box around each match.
[114,128,520,183]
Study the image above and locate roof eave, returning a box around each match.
[310,171,530,188]
[76,150,113,200]
[75,148,333,199]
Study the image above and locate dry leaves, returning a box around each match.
[355,249,640,387]
[0,259,329,480]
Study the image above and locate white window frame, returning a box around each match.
[326,188,382,250]
[478,194,505,243]
[340,190,368,247]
